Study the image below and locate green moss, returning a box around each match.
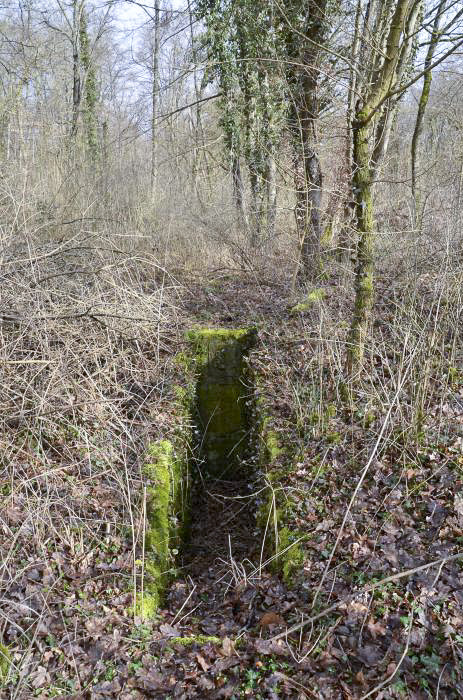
[187,327,250,341]
[307,288,326,303]
[363,410,375,429]
[326,403,336,419]
[321,222,333,246]
[290,302,310,314]
[265,429,284,461]
[187,327,256,477]
[186,327,253,365]
[168,635,221,647]
[326,431,341,444]
[138,439,189,619]
[173,384,188,402]
[136,593,159,619]
[259,413,285,467]
[257,486,307,583]
[173,352,190,370]
[277,527,306,583]
[0,644,10,683]
[197,382,243,434]
[290,288,325,314]
[256,396,307,583]
[448,366,461,388]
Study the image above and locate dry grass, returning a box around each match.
[0,175,191,693]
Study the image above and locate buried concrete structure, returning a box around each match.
[187,328,256,478]
[137,326,308,616]
[137,328,256,618]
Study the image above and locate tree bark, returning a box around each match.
[70,0,82,142]
[79,4,99,163]
[232,155,250,234]
[295,1,326,281]
[338,0,361,266]
[266,155,277,241]
[346,120,374,376]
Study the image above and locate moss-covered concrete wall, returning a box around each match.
[0,643,10,685]
[257,399,307,584]
[187,328,256,478]
[137,382,193,618]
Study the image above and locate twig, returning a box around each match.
[0,360,57,365]
[436,663,448,699]
[171,584,198,626]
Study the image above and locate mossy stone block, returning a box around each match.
[0,644,10,683]
[138,439,189,619]
[168,635,221,647]
[187,328,256,477]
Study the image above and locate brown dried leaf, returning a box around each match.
[258,612,285,628]
[5,506,23,525]
[196,653,210,672]
[220,637,235,657]
[355,670,367,686]
[30,666,49,689]
[367,619,386,639]
[159,623,179,637]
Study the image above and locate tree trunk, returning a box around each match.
[187,0,211,197]
[346,120,375,376]
[151,0,161,196]
[291,78,323,282]
[293,148,307,277]
[266,155,277,241]
[249,165,265,246]
[300,140,322,276]
[232,155,250,234]
[338,0,361,267]
[79,4,99,163]
[411,0,447,223]
[295,3,326,281]
[345,0,419,380]
[70,0,82,142]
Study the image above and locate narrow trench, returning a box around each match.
[169,329,261,621]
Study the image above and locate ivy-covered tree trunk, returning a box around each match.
[70,0,82,143]
[151,0,161,195]
[79,4,99,163]
[346,119,374,376]
[337,0,361,267]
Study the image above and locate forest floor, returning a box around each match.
[1,263,463,699]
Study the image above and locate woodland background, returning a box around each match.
[1,0,463,698]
